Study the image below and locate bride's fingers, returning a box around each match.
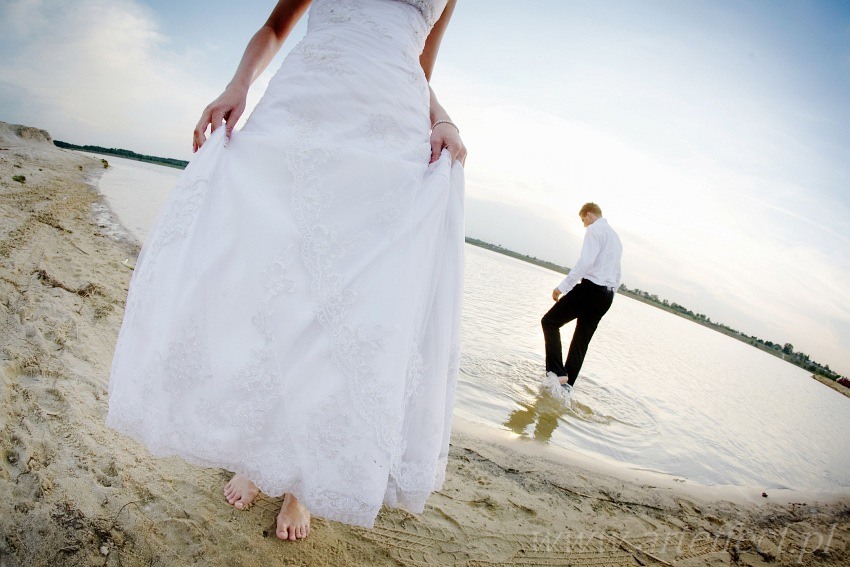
[430,125,466,164]
[193,109,212,152]
[225,104,245,140]
[430,139,443,163]
[192,132,207,153]
[210,107,226,133]
[457,147,467,166]
[445,141,466,165]
[430,135,466,164]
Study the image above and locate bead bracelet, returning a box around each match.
[431,119,459,133]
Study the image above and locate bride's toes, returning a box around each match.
[223,474,259,510]
[276,493,311,541]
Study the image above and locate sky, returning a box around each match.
[1,0,848,375]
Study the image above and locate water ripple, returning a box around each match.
[455,245,850,492]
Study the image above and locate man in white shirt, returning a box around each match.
[542,202,622,397]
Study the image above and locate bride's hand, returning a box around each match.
[430,122,466,166]
[193,84,249,152]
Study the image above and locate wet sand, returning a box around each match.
[1,121,847,566]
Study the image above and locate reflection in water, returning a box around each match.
[502,383,615,443]
[504,390,567,442]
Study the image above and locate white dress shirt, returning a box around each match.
[557,217,623,295]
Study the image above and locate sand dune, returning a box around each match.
[0,121,847,566]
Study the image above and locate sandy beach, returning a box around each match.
[1,120,847,566]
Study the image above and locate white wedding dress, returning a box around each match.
[106,0,463,528]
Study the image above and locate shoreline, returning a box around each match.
[454,415,849,507]
[2,121,848,566]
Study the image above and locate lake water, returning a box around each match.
[94,154,850,495]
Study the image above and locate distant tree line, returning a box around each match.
[618,283,845,382]
[465,237,571,275]
[53,141,188,169]
[464,237,846,382]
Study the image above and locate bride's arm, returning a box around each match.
[193,0,312,152]
[420,0,466,165]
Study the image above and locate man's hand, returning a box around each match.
[552,288,562,302]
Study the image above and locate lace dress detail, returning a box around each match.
[393,0,446,27]
[107,0,463,528]
[295,39,352,75]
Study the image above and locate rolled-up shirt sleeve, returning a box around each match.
[557,229,601,294]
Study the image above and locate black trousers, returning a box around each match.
[541,279,614,386]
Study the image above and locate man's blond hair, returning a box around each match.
[579,202,602,217]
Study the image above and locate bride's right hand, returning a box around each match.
[193,84,248,152]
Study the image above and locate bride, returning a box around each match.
[106,0,466,541]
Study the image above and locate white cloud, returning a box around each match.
[0,0,280,159]
[0,0,197,156]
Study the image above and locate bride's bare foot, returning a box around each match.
[223,474,259,510]
[276,493,311,541]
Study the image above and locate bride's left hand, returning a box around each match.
[430,123,466,166]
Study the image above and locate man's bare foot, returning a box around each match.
[276,493,311,541]
[224,474,259,510]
